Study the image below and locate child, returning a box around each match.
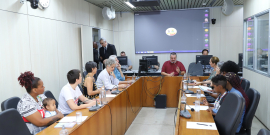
[203,75,228,116]
[43,98,57,118]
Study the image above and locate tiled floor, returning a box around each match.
[125,107,268,135]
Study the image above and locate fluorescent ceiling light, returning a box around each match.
[125,2,136,8]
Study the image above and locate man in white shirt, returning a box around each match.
[58,69,96,115]
[96,59,127,89]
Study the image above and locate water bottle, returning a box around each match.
[59,125,68,135]
[99,89,106,105]
[181,92,186,104]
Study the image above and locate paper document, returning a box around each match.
[106,94,116,98]
[186,105,209,110]
[54,122,76,128]
[186,122,217,130]
[199,86,212,91]
[186,94,205,97]
[59,116,88,123]
[188,86,199,89]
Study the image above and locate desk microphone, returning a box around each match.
[89,97,102,111]
[111,85,121,94]
[185,78,195,94]
[180,102,191,119]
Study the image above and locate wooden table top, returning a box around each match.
[175,77,219,135]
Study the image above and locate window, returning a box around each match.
[244,10,270,75]
[256,13,269,72]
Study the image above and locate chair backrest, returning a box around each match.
[44,91,59,108]
[1,97,21,111]
[83,71,87,79]
[240,78,250,93]
[188,62,203,76]
[0,108,31,135]
[78,84,84,94]
[258,129,270,135]
[215,92,245,135]
[242,88,260,129]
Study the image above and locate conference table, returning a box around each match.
[37,76,219,135]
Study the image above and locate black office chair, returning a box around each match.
[44,90,59,108]
[83,71,87,79]
[1,96,21,111]
[258,129,270,135]
[78,84,84,94]
[94,69,102,81]
[215,92,245,135]
[240,78,250,93]
[188,62,203,76]
[237,88,260,135]
[0,108,31,135]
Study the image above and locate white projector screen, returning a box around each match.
[134,8,210,54]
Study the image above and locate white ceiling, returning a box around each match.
[85,0,243,12]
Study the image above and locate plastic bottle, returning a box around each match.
[59,125,68,135]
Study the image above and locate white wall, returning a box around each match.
[113,6,243,71]
[243,0,270,129]
[0,0,113,108]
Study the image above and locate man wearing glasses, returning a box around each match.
[99,38,117,69]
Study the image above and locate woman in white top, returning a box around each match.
[58,69,97,115]
[17,71,64,135]
[96,59,127,89]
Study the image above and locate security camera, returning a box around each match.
[20,0,39,9]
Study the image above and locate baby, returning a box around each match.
[42,98,57,118]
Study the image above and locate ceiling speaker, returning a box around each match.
[221,0,234,15]
[102,6,116,20]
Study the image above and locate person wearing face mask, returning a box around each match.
[161,52,186,76]
[96,59,127,89]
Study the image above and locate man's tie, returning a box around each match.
[104,47,107,54]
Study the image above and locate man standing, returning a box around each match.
[93,42,99,67]
[161,52,186,76]
[99,38,117,69]
[120,51,133,70]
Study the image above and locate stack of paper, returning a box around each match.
[59,116,88,123]
[106,94,116,98]
[186,122,217,130]
[54,122,76,128]
[186,94,205,97]
[186,105,209,110]
[188,86,199,89]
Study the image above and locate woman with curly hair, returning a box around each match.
[17,71,64,135]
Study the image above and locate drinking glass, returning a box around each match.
[195,100,200,112]
[76,111,82,124]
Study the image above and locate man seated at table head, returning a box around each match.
[202,49,209,55]
[120,51,133,70]
[58,69,96,115]
[96,59,127,89]
[109,55,134,84]
[161,52,186,76]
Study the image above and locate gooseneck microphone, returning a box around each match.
[89,97,102,112]
[111,85,121,94]
[184,77,195,94]
[180,102,191,119]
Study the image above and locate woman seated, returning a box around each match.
[17,71,64,135]
[195,56,219,85]
[82,61,104,99]
[96,59,127,89]
[225,72,250,133]
[109,55,134,84]
[203,75,228,116]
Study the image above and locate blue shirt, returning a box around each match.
[114,68,125,81]
[228,87,245,133]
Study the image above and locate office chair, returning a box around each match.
[1,97,21,111]
[44,90,59,108]
[0,108,31,135]
[240,78,250,93]
[237,88,260,135]
[83,71,87,79]
[215,92,245,135]
[187,62,203,76]
[93,69,102,81]
[258,129,270,135]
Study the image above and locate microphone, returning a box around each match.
[111,85,121,94]
[180,102,191,119]
[184,77,194,94]
[89,97,102,112]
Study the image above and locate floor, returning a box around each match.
[125,107,267,135]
